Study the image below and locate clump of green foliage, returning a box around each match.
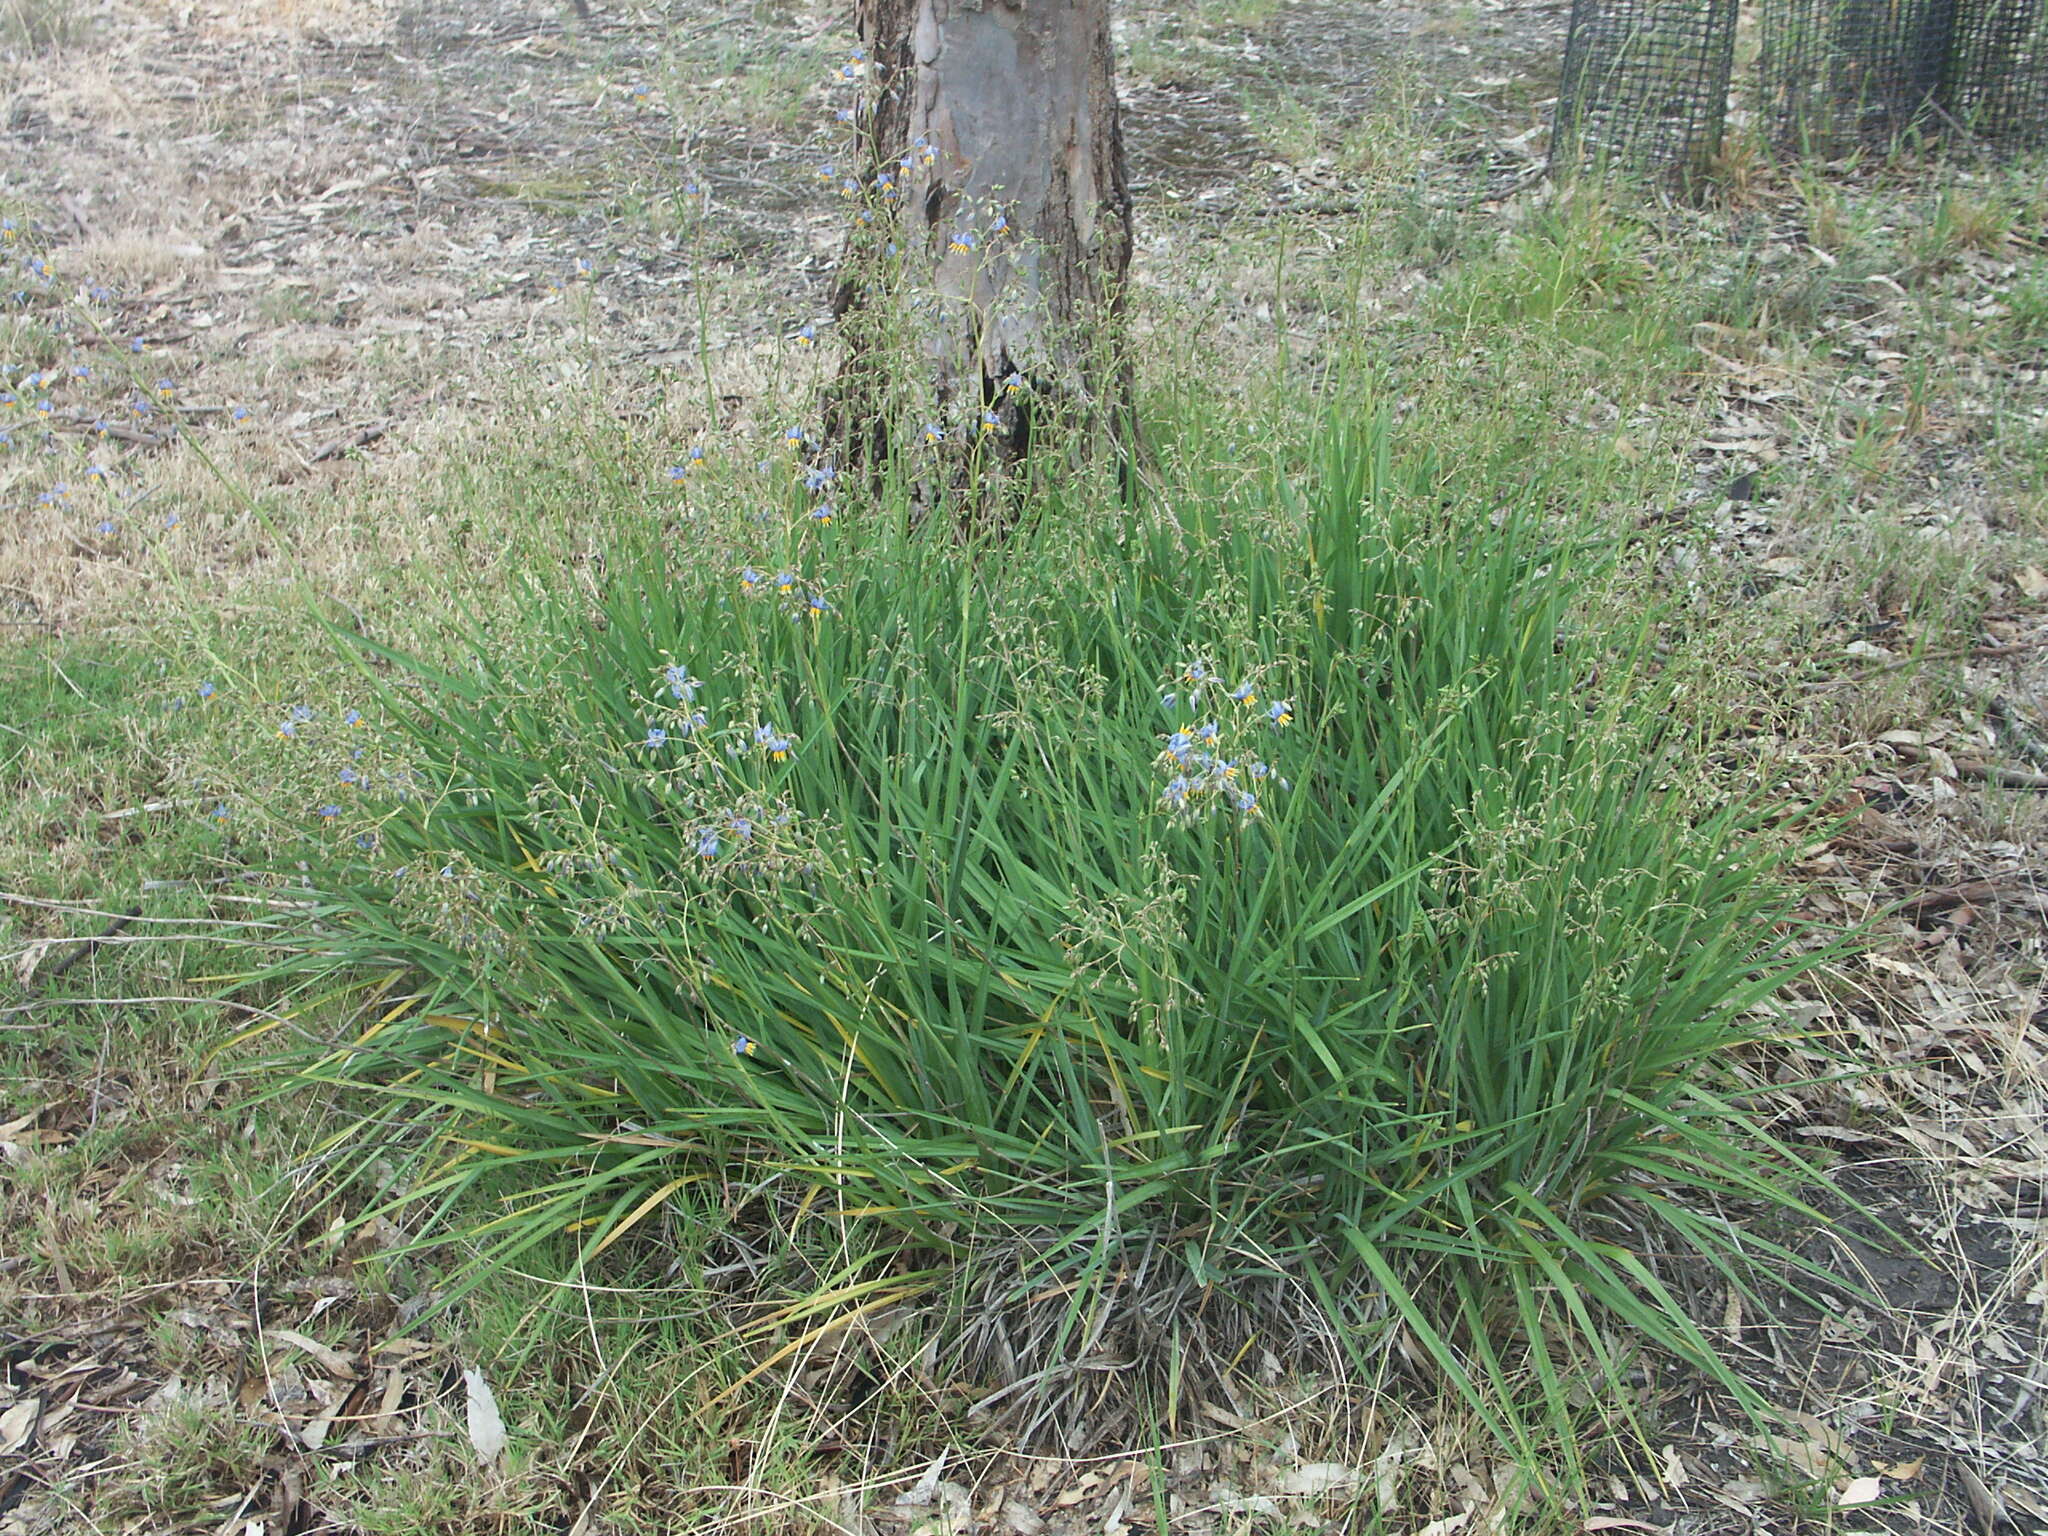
[267,404,1836,1461]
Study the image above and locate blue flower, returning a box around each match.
[921,422,945,445]
[129,337,145,353]
[784,425,807,449]
[754,724,793,761]
[773,570,797,593]
[198,681,216,701]
[317,804,340,820]
[339,766,361,785]
[95,518,115,536]
[696,827,720,858]
[231,404,250,422]
[344,708,363,727]
[1230,682,1257,705]
[732,1034,757,1056]
[293,705,314,722]
[740,566,763,591]
[155,378,176,399]
[210,802,229,820]
[1003,371,1025,395]
[804,463,836,492]
[809,503,833,524]
[793,323,817,347]
[645,726,668,749]
[730,816,753,840]
[948,231,976,254]
[1268,700,1293,728]
[664,665,698,700]
[980,410,1000,435]
[36,482,67,503]
[804,592,831,619]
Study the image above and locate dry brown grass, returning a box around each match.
[126,0,392,42]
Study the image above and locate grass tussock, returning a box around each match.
[247,403,1845,1465]
[0,0,89,50]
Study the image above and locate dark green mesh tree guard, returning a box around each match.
[1556,0,2046,178]
[1551,0,1740,178]
[1939,0,2048,143]
[1760,0,2048,150]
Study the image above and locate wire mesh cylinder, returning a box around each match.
[1552,0,1740,178]
[1948,0,2048,145]
[1761,0,2048,149]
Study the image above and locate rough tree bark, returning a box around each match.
[831,0,1134,493]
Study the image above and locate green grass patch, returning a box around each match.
[251,401,1848,1470]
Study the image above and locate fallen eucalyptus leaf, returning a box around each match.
[463,1367,506,1464]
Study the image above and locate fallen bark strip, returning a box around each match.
[309,421,390,462]
[38,907,142,983]
[1900,877,2048,914]
[1957,759,2048,790]
[48,413,175,447]
[1879,740,2048,790]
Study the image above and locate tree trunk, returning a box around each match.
[831,0,1134,500]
